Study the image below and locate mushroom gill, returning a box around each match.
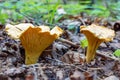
[80,24,115,63]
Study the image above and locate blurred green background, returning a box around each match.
[0,0,120,25]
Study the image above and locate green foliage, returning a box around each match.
[0,10,9,24]
[63,3,110,18]
[80,38,88,48]
[108,2,120,20]
[0,0,25,24]
[43,0,60,24]
[113,49,120,57]
[0,0,119,24]
[63,4,86,15]
[0,0,60,25]
[88,5,110,18]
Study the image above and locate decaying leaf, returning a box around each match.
[56,70,64,80]
[70,70,84,80]
[104,75,119,80]
[61,50,85,64]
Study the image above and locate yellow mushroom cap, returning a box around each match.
[37,25,50,32]
[5,23,34,39]
[80,24,115,42]
[50,26,63,38]
[20,26,63,53]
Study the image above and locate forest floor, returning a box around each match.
[0,14,120,80]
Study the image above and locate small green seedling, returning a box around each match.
[80,38,88,48]
[113,49,120,57]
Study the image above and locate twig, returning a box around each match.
[58,38,80,48]
[45,57,86,72]
[88,67,102,70]
[96,50,120,61]
[78,18,86,26]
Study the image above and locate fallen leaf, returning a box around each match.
[61,50,85,64]
[70,70,84,80]
[56,70,64,80]
[104,75,119,80]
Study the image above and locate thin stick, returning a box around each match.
[45,57,86,72]
[78,18,86,26]
[58,38,80,48]
[96,50,120,61]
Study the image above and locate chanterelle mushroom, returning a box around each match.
[5,23,63,65]
[80,24,115,62]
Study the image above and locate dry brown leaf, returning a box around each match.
[61,50,85,64]
[70,70,84,80]
[56,70,64,80]
[83,71,94,80]
[104,75,119,80]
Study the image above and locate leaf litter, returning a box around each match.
[0,15,120,80]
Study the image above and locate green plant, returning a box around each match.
[0,0,119,25]
[63,4,86,15]
[0,10,9,24]
[0,0,59,25]
[80,38,88,48]
[113,49,120,57]
[88,5,110,18]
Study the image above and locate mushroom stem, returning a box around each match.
[86,35,102,62]
[25,51,42,65]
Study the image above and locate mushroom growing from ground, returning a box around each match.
[80,24,115,63]
[5,23,63,65]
